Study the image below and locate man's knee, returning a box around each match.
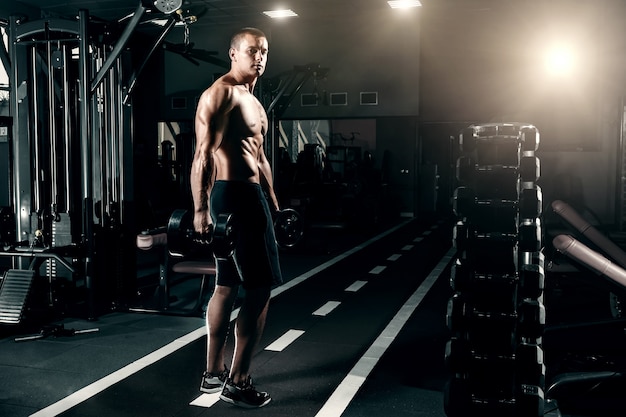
[241,286,271,310]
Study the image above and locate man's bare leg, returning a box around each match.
[229,286,271,384]
[206,285,238,374]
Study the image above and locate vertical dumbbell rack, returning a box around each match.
[445,123,546,417]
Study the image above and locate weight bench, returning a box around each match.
[549,234,626,416]
[132,228,216,316]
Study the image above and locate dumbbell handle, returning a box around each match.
[190,224,214,245]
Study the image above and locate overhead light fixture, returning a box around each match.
[263,9,298,19]
[388,0,422,8]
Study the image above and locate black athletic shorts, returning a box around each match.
[210,180,283,289]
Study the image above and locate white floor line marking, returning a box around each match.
[423,230,432,235]
[189,392,221,408]
[387,254,401,261]
[431,224,439,230]
[401,244,414,251]
[29,220,412,417]
[413,237,423,243]
[345,280,367,292]
[313,301,342,316]
[314,247,455,417]
[270,220,410,299]
[369,265,386,275]
[265,329,306,352]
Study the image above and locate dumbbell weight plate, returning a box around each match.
[167,209,193,257]
[274,208,304,249]
[521,125,540,152]
[213,213,236,260]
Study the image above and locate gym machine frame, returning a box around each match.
[0,2,182,323]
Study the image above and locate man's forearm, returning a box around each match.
[191,157,212,213]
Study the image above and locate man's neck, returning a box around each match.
[230,70,257,92]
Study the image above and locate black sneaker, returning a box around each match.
[220,376,271,408]
[200,367,229,394]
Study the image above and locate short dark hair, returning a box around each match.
[230,27,267,49]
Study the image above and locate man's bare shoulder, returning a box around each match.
[200,78,232,102]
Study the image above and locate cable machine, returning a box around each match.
[0,0,185,323]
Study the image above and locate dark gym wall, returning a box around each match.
[162,9,421,119]
[269,12,420,119]
[418,2,613,149]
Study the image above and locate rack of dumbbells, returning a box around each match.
[444,123,546,417]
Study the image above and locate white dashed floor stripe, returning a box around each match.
[345,280,367,292]
[313,301,342,316]
[314,247,455,417]
[369,265,386,274]
[265,329,306,352]
[190,392,221,407]
[387,254,401,261]
[413,237,423,243]
[401,244,414,251]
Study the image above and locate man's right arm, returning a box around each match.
[190,85,230,233]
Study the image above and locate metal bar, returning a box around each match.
[90,2,147,95]
[62,43,71,211]
[47,39,58,213]
[115,57,124,210]
[0,251,76,273]
[266,73,298,116]
[0,27,10,74]
[30,45,41,213]
[93,47,104,225]
[78,9,95,319]
[9,16,33,269]
[14,18,79,39]
[124,16,176,104]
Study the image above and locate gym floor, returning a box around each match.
[1,216,625,417]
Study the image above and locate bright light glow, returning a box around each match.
[544,45,577,76]
[263,9,298,18]
[388,0,422,8]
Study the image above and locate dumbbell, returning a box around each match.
[459,127,477,152]
[519,185,543,219]
[451,257,543,299]
[453,186,475,218]
[456,156,475,183]
[444,376,544,417]
[445,336,516,374]
[519,263,545,299]
[520,125,540,153]
[518,218,542,252]
[445,338,544,387]
[273,208,304,249]
[447,294,544,338]
[515,342,545,388]
[452,220,470,252]
[167,209,236,260]
[519,155,540,182]
[517,299,545,340]
[447,293,517,334]
[450,260,517,295]
[473,166,519,200]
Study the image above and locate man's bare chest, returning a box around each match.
[236,95,267,136]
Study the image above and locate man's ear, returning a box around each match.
[229,47,236,61]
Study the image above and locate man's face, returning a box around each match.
[231,34,269,78]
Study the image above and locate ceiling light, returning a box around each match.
[388,0,422,8]
[263,9,298,18]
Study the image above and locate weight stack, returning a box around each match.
[445,123,545,417]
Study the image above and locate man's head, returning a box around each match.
[229,27,269,79]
